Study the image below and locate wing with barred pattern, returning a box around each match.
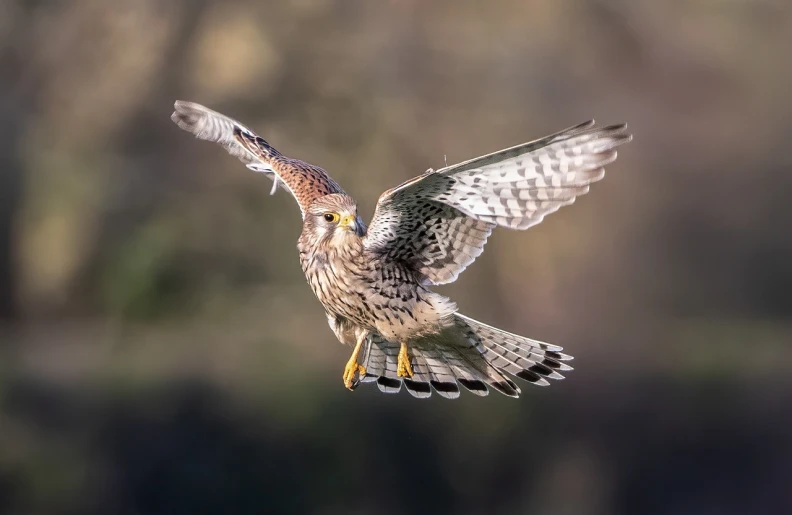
[364,121,632,285]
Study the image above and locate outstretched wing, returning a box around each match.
[364,121,632,285]
[171,101,344,217]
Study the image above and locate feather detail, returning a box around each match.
[357,313,567,398]
[173,102,626,400]
[365,121,631,284]
[172,100,345,216]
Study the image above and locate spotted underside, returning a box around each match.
[171,101,632,398]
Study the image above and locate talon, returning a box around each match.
[397,342,414,378]
[342,360,366,390]
[342,333,367,391]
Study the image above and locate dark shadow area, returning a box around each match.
[2,375,790,515]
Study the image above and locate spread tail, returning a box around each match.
[359,313,573,399]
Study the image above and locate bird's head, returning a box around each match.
[303,194,366,246]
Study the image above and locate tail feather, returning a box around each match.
[357,335,401,393]
[360,334,462,399]
[411,347,461,399]
[358,314,570,399]
[457,314,573,388]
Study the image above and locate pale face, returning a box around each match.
[304,194,365,247]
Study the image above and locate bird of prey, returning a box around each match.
[172,101,631,399]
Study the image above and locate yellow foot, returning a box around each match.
[397,343,414,378]
[342,359,366,390]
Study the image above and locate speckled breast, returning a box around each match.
[299,246,451,342]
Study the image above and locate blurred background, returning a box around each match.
[1,0,791,514]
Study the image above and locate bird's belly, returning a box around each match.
[306,262,456,342]
[368,293,457,342]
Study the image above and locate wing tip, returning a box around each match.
[599,123,633,145]
[172,100,204,116]
[566,120,632,144]
[171,100,207,133]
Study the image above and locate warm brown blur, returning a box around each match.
[1,1,791,514]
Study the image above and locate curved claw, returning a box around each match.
[343,361,366,390]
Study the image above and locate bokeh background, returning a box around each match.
[1,1,791,514]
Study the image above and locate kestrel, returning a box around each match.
[172,101,631,399]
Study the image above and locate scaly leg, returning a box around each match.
[397,341,414,378]
[342,333,367,390]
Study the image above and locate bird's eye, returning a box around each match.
[323,212,340,223]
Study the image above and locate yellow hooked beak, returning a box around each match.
[339,214,358,232]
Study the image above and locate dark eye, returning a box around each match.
[323,212,340,223]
